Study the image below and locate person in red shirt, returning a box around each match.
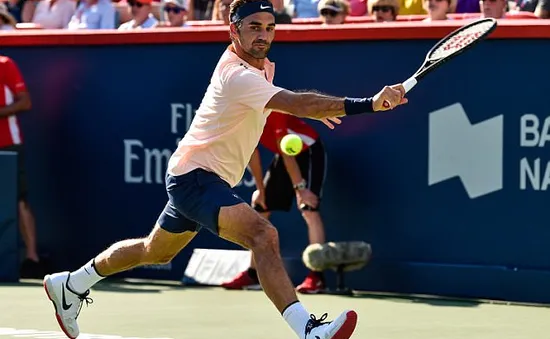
[0,55,43,278]
[222,111,328,294]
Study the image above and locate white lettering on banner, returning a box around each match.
[428,103,550,197]
[123,103,255,187]
[123,139,172,185]
[144,148,172,184]
[124,139,143,184]
[0,327,173,339]
[519,158,550,191]
[519,114,550,191]
[520,114,550,147]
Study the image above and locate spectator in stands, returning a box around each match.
[0,2,18,29]
[454,0,479,13]
[271,0,293,22]
[0,55,46,279]
[422,0,454,20]
[192,0,212,20]
[368,0,399,21]
[6,0,36,23]
[347,0,366,15]
[480,0,507,17]
[212,0,231,23]
[32,0,75,28]
[157,0,188,26]
[398,0,426,14]
[67,0,116,29]
[293,0,321,17]
[318,0,349,24]
[118,0,158,29]
[515,0,550,18]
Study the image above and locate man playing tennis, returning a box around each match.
[43,0,407,338]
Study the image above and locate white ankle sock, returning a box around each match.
[68,259,105,294]
[282,302,311,339]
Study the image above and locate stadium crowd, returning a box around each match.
[0,0,548,31]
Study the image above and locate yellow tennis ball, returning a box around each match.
[280,134,303,156]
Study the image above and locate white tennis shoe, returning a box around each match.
[304,310,358,339]
[43,272,93,339]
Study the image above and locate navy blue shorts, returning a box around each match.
[157,168,246,234]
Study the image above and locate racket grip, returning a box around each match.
[403,77,417,93]
[382,77,418,109]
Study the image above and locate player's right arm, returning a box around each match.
[265,86,407,122]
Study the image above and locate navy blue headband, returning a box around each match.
[230,1,275,23]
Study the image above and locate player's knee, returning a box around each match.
[249,221,279,253]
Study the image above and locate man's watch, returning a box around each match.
[293,179,307,191]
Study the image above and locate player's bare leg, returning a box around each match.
[249,211,270,269]
[221,211,270,289]
[218,202,357,339]
[43,224,196,339]
[92,225,196,276]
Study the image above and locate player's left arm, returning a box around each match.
[0,58,32,118]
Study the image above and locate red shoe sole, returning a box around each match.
[331,311,358,339]
[43,280,77,339]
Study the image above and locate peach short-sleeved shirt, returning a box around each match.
[167,47,285,187]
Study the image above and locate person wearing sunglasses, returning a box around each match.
[118,0,158,29]
[159,0,188,26]
[422,0,454,20]
[317,0,349,24]
[368,0,399,21]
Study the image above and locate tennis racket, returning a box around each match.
[383,17,498,109]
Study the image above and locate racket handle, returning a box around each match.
[382,77,418,109]
[403,77,418,93]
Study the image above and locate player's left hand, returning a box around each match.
[321,117,342,129]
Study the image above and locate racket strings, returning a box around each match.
[430,21,494,59]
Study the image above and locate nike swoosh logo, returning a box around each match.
[315,336,320,339]
[62,285,72,311]
[260,5,271,9]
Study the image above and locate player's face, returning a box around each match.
[237,12,276,59]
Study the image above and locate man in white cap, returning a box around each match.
[160,0,188,27]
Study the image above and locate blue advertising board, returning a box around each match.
[3,38,550,302]
[0,152,19,282]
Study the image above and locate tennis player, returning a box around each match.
[43,0,407,338]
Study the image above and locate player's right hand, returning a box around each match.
[373,84,408,111]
